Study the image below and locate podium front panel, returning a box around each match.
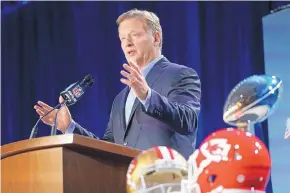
[2,147,64,193]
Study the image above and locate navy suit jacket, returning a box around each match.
[72,56,201,159]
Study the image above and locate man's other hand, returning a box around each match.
[120,61,149,100]
[34,96,72,132]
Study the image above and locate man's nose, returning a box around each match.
[123,35,133,47]
[125,39,133,48]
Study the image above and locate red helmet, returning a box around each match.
[187,128,271,193]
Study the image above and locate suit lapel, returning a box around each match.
[124,57,168,133]
[145,57,168,88]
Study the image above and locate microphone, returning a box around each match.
[50,74,95,136]
[60,74,95,107]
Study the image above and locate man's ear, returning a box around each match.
[153,31,161,47]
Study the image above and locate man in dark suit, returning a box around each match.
[34,9,201,158]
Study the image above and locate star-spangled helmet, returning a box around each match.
[186,128,271,193]
[126,146,188,193]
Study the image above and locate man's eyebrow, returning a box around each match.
[119,30,137,36]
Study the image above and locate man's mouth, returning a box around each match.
[128,51,136,55]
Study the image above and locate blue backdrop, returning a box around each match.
[263,6,290,193]
[1,1,288,192]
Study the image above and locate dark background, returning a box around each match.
[2,1,288,192]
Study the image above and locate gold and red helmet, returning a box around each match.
[126,146,188,193]
[186,128,271,193]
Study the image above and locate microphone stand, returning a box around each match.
[29,101,64,139]
[51,100,68,136]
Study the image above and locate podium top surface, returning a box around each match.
[1,134,141,159]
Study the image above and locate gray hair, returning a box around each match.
[116,8,163,51]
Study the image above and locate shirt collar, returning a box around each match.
[141,55,164,77]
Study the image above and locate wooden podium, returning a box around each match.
[1,134,141,193]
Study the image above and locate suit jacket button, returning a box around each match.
[124,141,128,146]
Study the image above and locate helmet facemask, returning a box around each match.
[137,159,188,193]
